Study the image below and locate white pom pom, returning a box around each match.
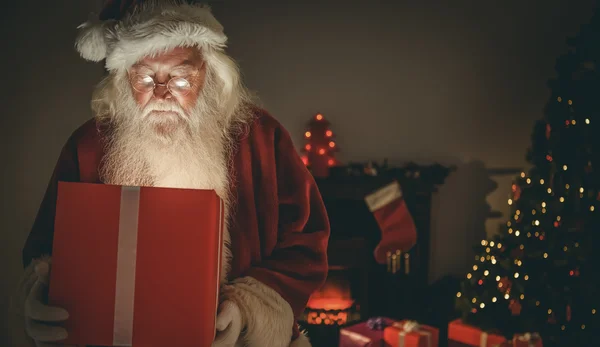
[75,20,108,62]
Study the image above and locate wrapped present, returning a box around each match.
[448,319,507,347]
[339,317,395,347]
[383,320,439,347]
[48,182,224,347]
[513,333,542,347]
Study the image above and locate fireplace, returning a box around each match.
[304,268,361,326]
[299,164,451,347]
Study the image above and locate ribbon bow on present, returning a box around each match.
[366,317,389,331]
[517,332,541,347]
[401,320,420,332]
[392,321,432,347]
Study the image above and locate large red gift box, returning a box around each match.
[339,317,396,347]
[48,182,224,347]
[448,319,507,347]
[383,320,439,347]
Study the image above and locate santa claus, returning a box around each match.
[8,1,330,346]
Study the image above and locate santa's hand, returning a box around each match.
[24,261,70,346]
[212,300,243,347]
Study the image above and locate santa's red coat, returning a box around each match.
[22,108,330,341]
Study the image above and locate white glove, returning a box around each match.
[25,260,71,347]
[212,300,243,347]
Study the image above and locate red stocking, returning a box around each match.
[364,181,417,265]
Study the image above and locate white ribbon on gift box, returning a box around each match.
[480,332,488,347]
[113,186,141,346]
[393,321,432,347]
[517,332,541,347]
[340,329,373,345]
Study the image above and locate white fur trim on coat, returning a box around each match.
[221,276,302,347]
[6,256,51,347]
[75,1,227,72]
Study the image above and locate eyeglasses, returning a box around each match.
[129,74,193,97]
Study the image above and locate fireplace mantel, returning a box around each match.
[309,163,453,320]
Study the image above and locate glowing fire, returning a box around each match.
[305,276,354,325]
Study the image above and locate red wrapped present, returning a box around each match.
[339,317,395,347]
[448,319,507,347]
[383,320,439,347]
[48,182,224,347]
[512,333,542,347]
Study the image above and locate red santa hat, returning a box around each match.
[75,0,227,72]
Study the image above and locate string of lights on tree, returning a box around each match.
[455,40,600,347]
[301,113,340,178]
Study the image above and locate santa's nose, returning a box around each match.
[153,84,172,100]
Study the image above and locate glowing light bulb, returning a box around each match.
[580,187,584,193]
[524,275,529,280]
[582,325,586,330]
[497,243,502,248]
[519,244,525,250]
[540,179,545,184]
[568,99,572,105]
[534,220,540,226]
[456,292,462,298]
[585,118,590,124]
[491,258,497,264]
[557,216,562,221]
[318,148,326,155]
[496,276,500,281]
[484,270,489,276]
[563,246,568,251]
[520,294,525,299]
[472,298,477,303]
[480,256,485,262]
[492,297,497,302]
[526,178,531,184]
[467,273,472,279]
[480,303,485,308]
[489,241,495,247]
[560,197,565,202]
[591,206,595,212]
[514,272,519,278]
[548,309,552,314]
[504,294,510,300]
[547,188,552,194]
[536,301,540,306]
[557,96,562,102]
[515,230,520,236]
[592,309,596,314]
[481,240,487,246]
[305,131,312,138]
[563,165,568,171]
[473,265,478,271]
[316,114,323,121]
[508,228,513,234]
[520,172,525,178]
[486,247,491,253]
[566,184,570,189]
[542,202,546,207]
[544,253,548,258]
[325,130,333,137]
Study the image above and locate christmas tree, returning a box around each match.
[456,9,600,347]
[301,113,340,178]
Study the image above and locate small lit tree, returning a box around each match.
[301,113,340,178]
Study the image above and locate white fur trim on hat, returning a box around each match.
[75,2,227,72]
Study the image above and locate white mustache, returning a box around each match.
[143,101,185,118]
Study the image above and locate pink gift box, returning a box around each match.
[339,318,396,347]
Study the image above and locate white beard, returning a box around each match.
[98,74,231,196]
